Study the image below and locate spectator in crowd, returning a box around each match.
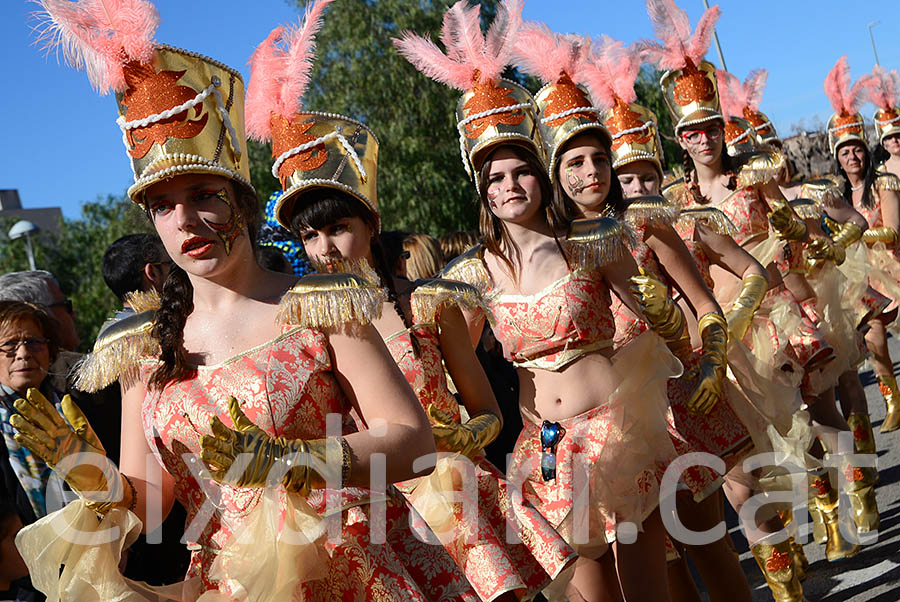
[379,230,410,279]
[256,245,294,274]
[101,234,171,313]
[0,271,79,352]
[402,233,444,280]
[0,500,33,602]
[438,230,479,265]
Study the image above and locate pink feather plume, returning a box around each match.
[641,0,721,70]
[512,22,587,84]
[31,0,159,94]
[576,35,643,110]
[393,0,523,90]
[245,0,333,141]
[715,69,741,119]
[824,55,875,116]
[742,68,768,111]
[869,64,900,110]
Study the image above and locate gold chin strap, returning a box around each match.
[861,226,898,246]
[629,268,685,341]
[725,273,768,342]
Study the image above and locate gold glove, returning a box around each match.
[427,406,501,458]
[202,397,350,495]
[725,273,768,342]
[688,313,728,415]
[767,201,808,240]
[806,236,845,267]
[832,221,864,248]
[861,226,898,246]
[10,389,128,514]
[629,267,685,340]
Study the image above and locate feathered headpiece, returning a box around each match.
[513,24,588,86]
[394,0,539,183]
[581,36,664,174]
[32,0,252,203]
[869,65,900,143]
[641,0,723,131]
[824,56,875,155]
[32,0,159,94]
[715,69,760,155]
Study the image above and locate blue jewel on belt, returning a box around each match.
[540,420,564,482]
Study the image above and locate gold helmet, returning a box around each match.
[660,59,722,132]
[823,56,872,156]
[723,117,760,157]
[868,65,900,144]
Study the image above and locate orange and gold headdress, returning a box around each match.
[578,35,664,177]
[512,24,609,181]
[868,65,900,144]
[394,0,538,189]
[716,69,763,156]
[823,56,875,156]
[246,0,379,230]
[716,68,778,146]
[641,0,723,132]
[33,0,252,204]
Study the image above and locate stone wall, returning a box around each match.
[780,125,879,179]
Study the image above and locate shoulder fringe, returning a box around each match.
[800,178,844,208]
[410,279,488,324]
[277,273,385,329]
[73,311,158,392]
[661,180,689,207]
[124,289,161,313]
[676,207,737,237]
[788,198,822,221]
[308,256,381,286]
[876,172,900,193]
[737,148,786,188]
[566,217,633,269]
[439,245,491,296]
[622,196,680,229]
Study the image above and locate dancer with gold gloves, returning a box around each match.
[395,3,696,600]
[10,1,481,600]
[244,6,576,599]
[871,65,900,178]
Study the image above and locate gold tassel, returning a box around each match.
[123,289,161,313]
[800,177,844,208]
[622,196,680,229]
[439,245,492,296]
[566,217,633,269]
[676,207,738,237]
[73,311,158,392]
[788,199,821,221]
[409,279,489,324]
[737,148,786,188]
[276,273,386,329]
[308,256,381,286]
[876,172,900,192]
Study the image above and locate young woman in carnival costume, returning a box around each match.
[396,2,699,599]
[11,1,482,599]
[246,3,577,599]
[870,66,900,179]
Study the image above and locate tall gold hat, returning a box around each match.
[868,66,900,144]
[823,56,875,156]
[743,108,778,145]
[603,101,664,175]
[660,59,722,132]
[723,117,760,157]
[715,67,780,145]
[32,0,252,205]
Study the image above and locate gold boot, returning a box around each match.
[842,461,880,533]
[813,473,860,561]
[790,536,809,581]
[877,374,900,433]
[808,501,827,545]
[847,413,877,455]
[751,537,807,601]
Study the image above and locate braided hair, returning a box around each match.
[682,145,738,204]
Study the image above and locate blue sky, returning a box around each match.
[2,1,898,220]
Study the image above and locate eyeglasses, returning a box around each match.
[680,125,724,144]
[540,420,565,481]
[49,299,74,315]
[0,337,49,357]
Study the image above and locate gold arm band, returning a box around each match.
[861,226,898,246]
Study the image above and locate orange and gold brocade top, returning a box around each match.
[856,173,900,231]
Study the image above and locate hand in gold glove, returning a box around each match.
[10,388,123,511]
[806,236,845,266]
[427,406,501,458]
[201,397,348,494]
[767,202,807,240]
[629,267,685,340]
[832,221,864,249]
[725,273,768,342]
[687,314,728,415]
[861,226,898,246]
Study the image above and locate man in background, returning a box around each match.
[101,233,170,316]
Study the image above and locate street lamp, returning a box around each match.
[868,21,881,66]
[8,220,40,271]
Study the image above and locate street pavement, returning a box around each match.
[725,335,900,601]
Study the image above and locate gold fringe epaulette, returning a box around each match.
[566,217,633,269]
[737,148,785,188]
[309,256,381,285]
[622,195,680,229]
[676,207,737,237]
[800,177,844,208]
[439,244,491,296]
[410,279,488,324]
[123,289,161,313]
[661,179,688,205]
[875,172,900,193]
[277,273,386,329]
[788,198,822,221]
[73,310,158,392]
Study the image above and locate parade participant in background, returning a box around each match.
[397,3,700,599]
[251,4,576,598]
[403,233,446,280]
[12,2,473,599]
[870,66,900,179]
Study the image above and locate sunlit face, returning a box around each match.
[837,141,867,176]
[557,133,612,213]
[883,133,900,156]
[677,121,724,167]
[299,216,374,271]
[0,318,50,396]
[145,174,248,278]
[484,148,544,224]
[616,160,662,199]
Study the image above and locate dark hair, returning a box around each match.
[554,131,627,216]
[873,141,890,168]
[148,179,260,389]
[0,300,60,364]
[477,145,575,280]
[682,142,738,205]
[101,234,165,303]
[380,230,411,278]
[835,141,878,209]
[257,245,293,274]
[288,190,419,353]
